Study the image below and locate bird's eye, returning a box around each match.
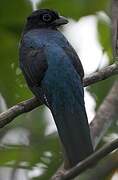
[42,13,52,22]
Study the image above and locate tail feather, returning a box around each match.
[51,96,93,167]
[33,71,94,167]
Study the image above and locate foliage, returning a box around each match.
[0,0,117,179]
[38,0,108,20]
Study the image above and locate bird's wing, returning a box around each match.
[20,47,48,87]
[63,45,84,80]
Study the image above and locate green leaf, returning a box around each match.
[38,0,108,20]
[0,0,32,30]
[0,0,33,105]
[0,30,33,106]
[97,17,112,62]
[88,76,117,110]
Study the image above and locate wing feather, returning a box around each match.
[63,45,84,80]
[20,47,48,87]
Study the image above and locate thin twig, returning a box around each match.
[111,0,118,57]
[0,63,118,129]
[83,62,118,86]
[54,139,118,180]
[0,97,42,128]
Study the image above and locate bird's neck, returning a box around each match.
[23,22,57,34]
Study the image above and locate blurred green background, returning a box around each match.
[0,0,117,179]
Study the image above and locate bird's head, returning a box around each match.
[25,9,68,31]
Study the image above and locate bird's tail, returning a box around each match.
[34,72,94,168]
[49,81,93,168]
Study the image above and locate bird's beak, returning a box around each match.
[52,16,68,26]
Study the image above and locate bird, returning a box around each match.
[19,9,93,169]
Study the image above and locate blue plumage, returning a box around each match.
[19,9,93,168]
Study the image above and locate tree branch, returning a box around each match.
[54,139,118,180]
[0,63,118,129]
[0,97,42,128]
[111,0,118,57]
[90,80,118,148]
[83,62,118,86]
[78,150,118,180]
